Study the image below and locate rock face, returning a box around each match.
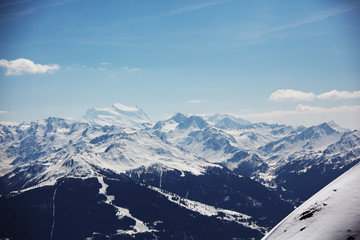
[0,104,359,239]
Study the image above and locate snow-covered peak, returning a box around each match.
[84,103,151,127]
[207,114,251,128]
[259,121,347,156]
[154,113,251,132]
[113,103,139,112]
[314,121,341,134]
[170,112,188,123]
[327,120,346,133]
[324,130,360,154]
[0,121,19,126]
[262,162,360,240]
[153,113,208,132]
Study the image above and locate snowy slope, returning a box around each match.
[148,185,267,233]
[154,114,297,152]
[84,103,151,127]
[152,113,359,177]
[151,113,360,201]
[206,113,251,129]
[249,122,352,188]
[153,115,306,178]
[258,122,346,165]
[262,162,360,240]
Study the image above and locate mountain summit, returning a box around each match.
[84,103,151,127]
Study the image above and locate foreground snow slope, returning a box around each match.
[262,162,360,240]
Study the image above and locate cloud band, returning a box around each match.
[0,58,60,76]
[269,89,360,102]
[269,89,316,102]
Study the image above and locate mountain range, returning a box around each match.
[0,103,359,239]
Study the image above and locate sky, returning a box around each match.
[0,0,359,129]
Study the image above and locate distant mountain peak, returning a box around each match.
[207,113,251,126]
[112,103,140,112]
[310,121,345,136]
[84,103,151,127]
[170,112,187,123]
[206,113,251,130]
[326,120,345,132]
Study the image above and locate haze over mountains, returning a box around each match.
[0,103,359,239]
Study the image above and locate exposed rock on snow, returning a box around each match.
[262,163,360,240]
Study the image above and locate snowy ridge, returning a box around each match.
[1,105,359,205]
[151,113,360,201]
[50,188,57,240]
[148,185,267,233]
[0,121,19,126]
[259,122,346,163]
[262,162,360,240]
[0,117,218,193]
[205,113,251,128]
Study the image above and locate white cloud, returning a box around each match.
[188,100,203,104]
[0,58,60,76]
[295,104,325,112]
[317,90,360,100]
[269,89,360,102]
[100,62,111,66]
[122,66,140,73]
[295,104,360,114]
[0,110,7,114]
[242,104,360,130]
[269,89,316,102]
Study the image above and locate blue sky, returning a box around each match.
[0,0,359,128]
